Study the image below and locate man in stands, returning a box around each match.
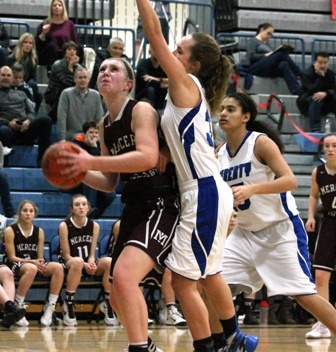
[0,66,52,167]
[296,51,336,132]
[57,66,103,141]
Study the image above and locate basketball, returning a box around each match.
[41,141,86,189]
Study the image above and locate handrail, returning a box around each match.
[266,93,286,131]
[75,24,136,68]
[216,32,306,70]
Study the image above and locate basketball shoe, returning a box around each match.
[305,322,331,339]
[15,302,29,327]
[228,331,259,352]
[99,301,119,326]
[62,302,77,326]
[41,302,56,326]
[1,301,26,328]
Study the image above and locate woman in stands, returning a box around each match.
[58,194,118,326]
[246,22,301,95]
[35,0,83,71]
[8,33,43,113]
[44,40,81,122]
[3,199,64,327]
[217,92,336,339]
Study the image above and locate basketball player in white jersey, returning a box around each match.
[135,1,259,352]
[217,92,336,340]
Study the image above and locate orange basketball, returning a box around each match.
[41,141,86,190]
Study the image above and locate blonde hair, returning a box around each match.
[45,0,69,23]
[14,33,37,69]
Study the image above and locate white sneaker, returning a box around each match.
[40,302,56,326]
[305,322,331,339]
[99,301,119,326]
[3,147,12,156]
[163,305,187,326]
[148,317,155,326]
[16,316,29,327]
[62,302,77,326]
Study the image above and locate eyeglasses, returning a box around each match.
[266,31,273,37]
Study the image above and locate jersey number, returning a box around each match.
[77,245,89,259]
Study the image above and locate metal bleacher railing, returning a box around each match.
[216,32,306,71]
[311,38,336,70]
[75,24,136,67]
[1,20,30,47]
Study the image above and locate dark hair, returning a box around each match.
[256,22,273,35]
[11,62,25,74]
[62,41,78,56]
[315,51,329,61]
[82,121,98,133]
[225,92,285,153]
[189,32,232,114]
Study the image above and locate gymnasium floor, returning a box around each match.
[1,322,334,352]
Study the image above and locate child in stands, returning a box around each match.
[58,194,118,326]
[4,199,64,327]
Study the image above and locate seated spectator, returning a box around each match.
[72,121,116,219]
[11,63,35,106]
[135,46,168,111]
[0,20,9,68]
[58,194,118,326]
[4,200,64,327]
[0,66,52,167]
[246,22,301,95]
[0,262,26,328]
[57,67,104,141]
[297,52,336,132]
[8,33,43,113]
[89,37,129,89]
[0,142,15,218]
[35,0,83,71]
[44,41,81,123]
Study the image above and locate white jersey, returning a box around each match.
[161,74,221,184]
[217,131,299,231]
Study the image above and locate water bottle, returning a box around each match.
[259,300,269,326]
[325,118,331,133]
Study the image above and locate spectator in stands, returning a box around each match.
[3,199,64,327]
[135,46,168,112]
[0,142,15,218]
[8,33,43,113]
[35,0,83,72]
[135,2,171,61]
[217,92,336,340]
[89,37,130,89]
[11,63,35,105]
[58,194,118,326]
[305,133,336,338]
[57,67,103,141]
[0,260,26,328]
[246,22,301,95]
[296,52,336,132]
[0,66,52,167]
[44,41,81,123]
[72,121,116,219]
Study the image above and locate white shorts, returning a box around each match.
[221,215,317,297]
[165,175,233,280]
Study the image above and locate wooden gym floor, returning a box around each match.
[0,322,334,352]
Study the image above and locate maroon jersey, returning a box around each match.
[59,217,94,261]
[316,163,336,217]
[9,223,39,261]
